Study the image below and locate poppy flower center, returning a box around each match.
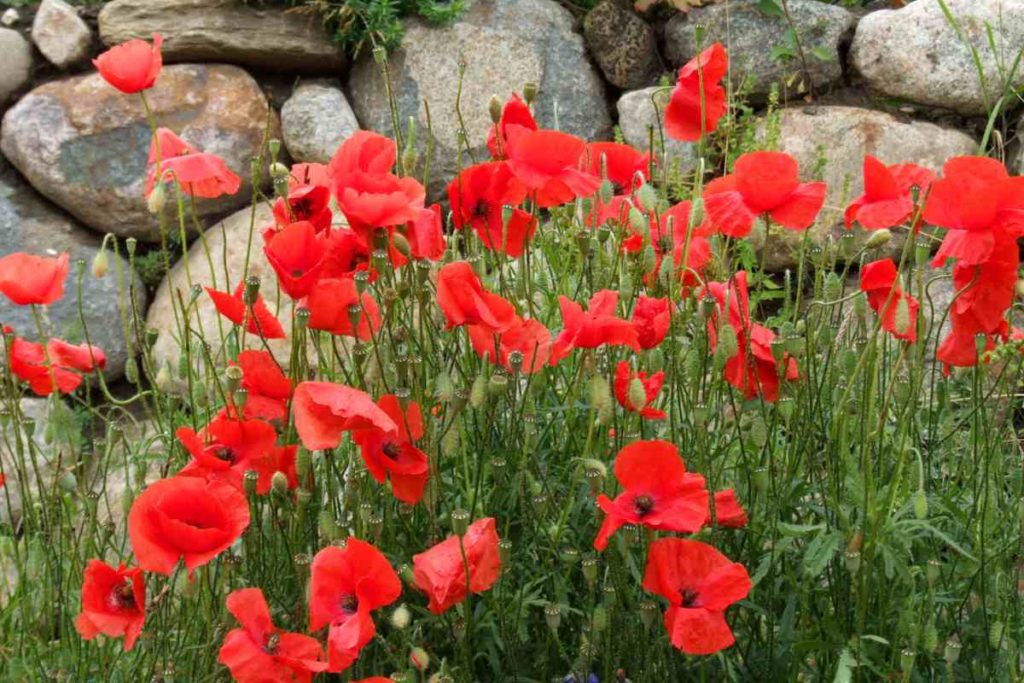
[112,581,136,610]
[291,268,306,278]
[212,445,236,463]
[681,588,700,608]
[634,494,655,517]
[263,632,280,655]
[339,594,358,616]
[472,200,490,220]
[382,442,401,459]
[292,198,313,219]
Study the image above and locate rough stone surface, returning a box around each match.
[583,0,660,90]
[615,86,697,173]
[665,0,855,100]
[145,203,293,383]
[348,0,611,194]
[0,156,147,381]
[850,0,1024,116]
[1,64,280,242]
[31,0,92,68]
[751,105,977,270]
[0,28,32,107]
[98,0,345,73]
[281,79,360,164]
[0,399,55,527]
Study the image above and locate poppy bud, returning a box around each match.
[410,647,430,671]
[488,94,503,124]
[392,231,413,259]
[865,229,892,250]
[243,470,259,497]
[469,374,487,409]
[391,603,411,630]
[271,471,289,497]
[894,296,912,336]
[155,362,172,391]
[853,292,867,317]
[147,183,166,214]
[451,508,470,536]
[719,324,739,358]
[990,621,1005,650]
[429,675,455,683]
[123,356,139,385]
[544,603,561,631]
[523,82,538,104]
[58,470,77,493]
[599,178,615,205]
[626,377,647,412]
[91,247,109,279]
[943,636,962,664]
[627,206,646,234]
[823,272,842,300]
[923,621,938,652]
[636,183,658,210]
[121,486,134,517]
[591,605,608,632]
[912,488,927,520]
[770,338,786,366]
[270,162,289,180]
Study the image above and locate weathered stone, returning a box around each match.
[0,156,147,381]
[98,0,345,73]
[281,79,360,164]
[751,106,977,270]
[665,0,855,101]
[615,86,697,173]
[1,64,279,242]
[0,399,56,527]
[850,0,1024,116]
[583,0,660,90]
[31,0,92,68]
[145,203,292,384]
[0,28,32,107]
[348,0,611,194]
[1,8,19,27]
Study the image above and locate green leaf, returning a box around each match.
[834,647,857,683]
[803,530,842,579]
[778,521,826,537]
[810,46,834,62]
[757,0,784,17]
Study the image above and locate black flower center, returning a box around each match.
[293,198,313,219]
[339,594,358,616]
[681,588,699,608]
[634,494,654,517]
[114,581,136,610]
[212,445,236,463]
[382,442,401,460]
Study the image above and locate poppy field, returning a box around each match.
[2,30,1024,683]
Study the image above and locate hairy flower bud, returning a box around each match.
[626,377,647,412]
[146,183,166,214]
[865,229,892,250]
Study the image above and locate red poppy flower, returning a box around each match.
[504,127,601,208]
[403,204,447,262]
[623,200,713,289]
[925,156,1024,267]
[632,295,671,350]
[665,43,729,142]
[859,259,920,342]
[93,33,163,94]
[584,142,650,194]
[128,475,250,575]
[448,162,535,257]
[264,221,326,299]
[0,252,69,306]
[8,336,105,396]
[292,382,397,451]
[321,228,373,280]
[703,151,827,237]
[218,587,327,683]
[487,93,537,159]
[351,394,430,504]
[145,128,241,200]
[232,350,291,423]
[613,361,667,420]
[309,538,402,672]
[413,517,501,614]
[642,538,752,655]
[336,173,427,237]
[436,261,517,333]
[844,156,935,230]
[594,440,709,551]
[706,489,748,529]
[328,130,398,177]
[75,560,145,651]
[304,277,381,341]
[290,162,331,189]
[467,316,551,374]
[205,282,286,340]
[551,290,640,364]
[273,184,333,234]
[175,413,278,492]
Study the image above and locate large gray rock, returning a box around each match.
[0,28,32,107]
[0,399,56,527]
[751,106,977,270]
[31,0,92,68]
[281,79,360,164]
[850,0,1024,116]
[347,0,611,192]
[665,0,855,101]
[98,0,345,73]
[1,64,280,242]
[145,203,292,385]
[583,0,660,90]
[615,86,697,174]
[0,156,147,381]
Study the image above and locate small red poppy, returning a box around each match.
[631,295,671,350]
[264,220,327,300]
[844,155,935,230]
[304,277,381,341]
[127,475,250,576]
[8,336,105,396]
[175,414,278,492]
[594,440,709,551]
[467,316,552,374]
[413,517,501,614]
[504,127,601,208]
[614,361,667,420]
[706,489,748,529]
[550,290,640,364]
[229,350,291,424]
[436,261,517,333]
[292,382,397,451]
[403,204,447,262]
[351,394,430,504]
[448,162,534,257]
[664,43,729,142]
[93,33,163,94]
[487,93,538,159]
[642,538,752,655]
[703,151,827,237]
[0,252,69,306]
[859,259,920,342]
[309,538,402,672]
[145,129,241,200]
[273,183,333,234]
[205,282,286,340]
[218,587,327,683]
[75,560,146,651]
[584,142,650,194]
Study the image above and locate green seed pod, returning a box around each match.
[498,539,512,566]
[926,559,941,587]
[844,551,861,576]
[639,601,659,630]
[469,374,488,409]
[451,509,470,536]
[914,238,931,266]
[544,604,561,632]
[752,467,769,493]
[57,470,77,493]
[923,621,939,652]
[488,373,509,396]
[943,636,962,664]
[581,558,598,586]
[591,605,608,633]
[899,649,915,676]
